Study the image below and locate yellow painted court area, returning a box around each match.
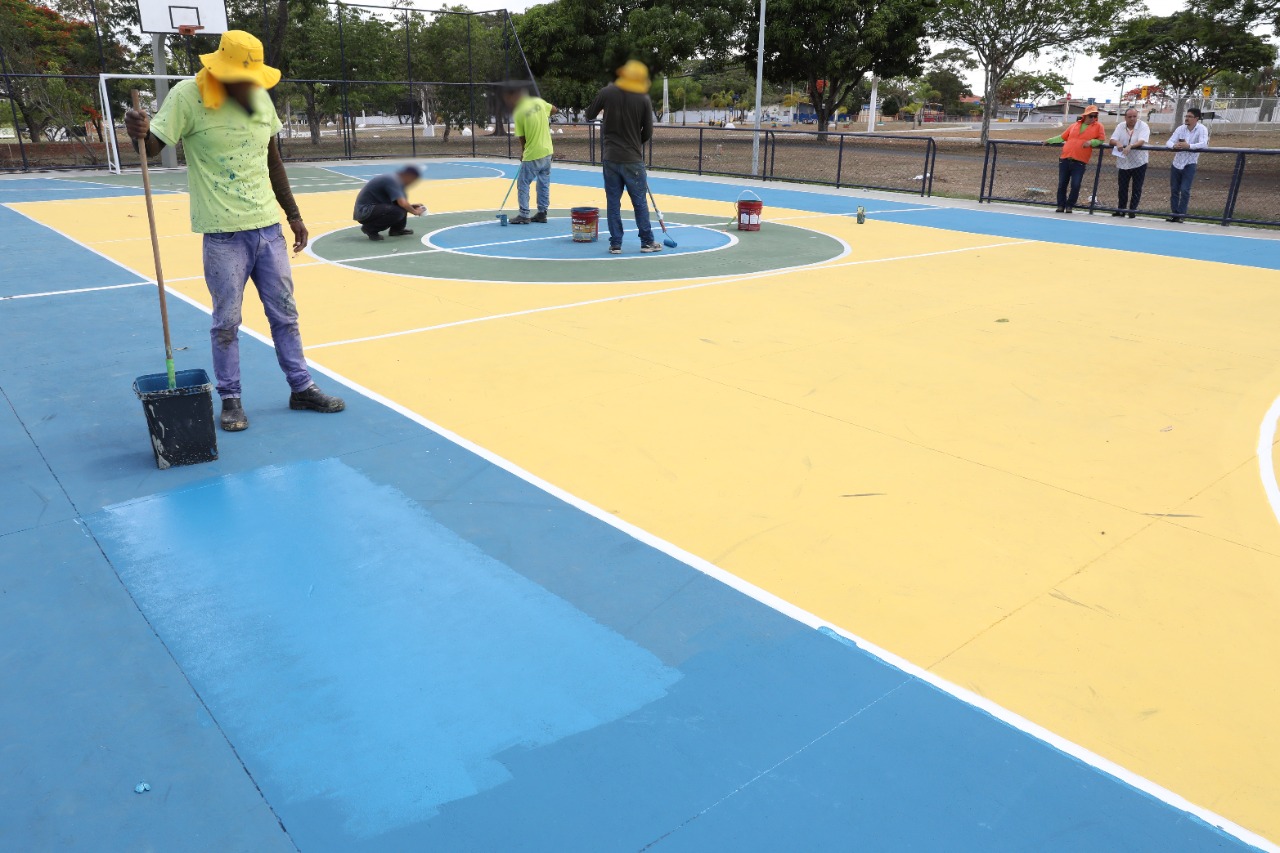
[18,172,1280,840]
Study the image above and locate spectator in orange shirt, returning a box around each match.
[1044,105,1107,213]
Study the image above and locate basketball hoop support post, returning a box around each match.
[152,33,179,167]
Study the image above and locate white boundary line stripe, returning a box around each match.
[0,281,151,300]
[1257,396,1280,529]
[4,199,1276,852]
[306,241,1026,350]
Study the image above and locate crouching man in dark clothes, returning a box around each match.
[354,165,426,241]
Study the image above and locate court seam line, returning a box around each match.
[7,199,1276,852]
[306,240,1027,350]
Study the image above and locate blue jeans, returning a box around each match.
[1170,164,1197,216]
[1056,158,1087,210]
[602,161,654,247]
[517,155,552,216]
[202,224,313,399]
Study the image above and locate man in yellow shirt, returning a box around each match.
[503,84,557,225]
[125,31,343,432]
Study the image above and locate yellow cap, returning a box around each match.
[615,60,651,94]
[200,31,281,89]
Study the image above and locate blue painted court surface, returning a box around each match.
[0,164,1271,851]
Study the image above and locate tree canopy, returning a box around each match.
[750,0,935,133]
[1096,10,1276,118]
[933,0,1127,141]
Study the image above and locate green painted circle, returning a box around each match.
[309,209,849,284]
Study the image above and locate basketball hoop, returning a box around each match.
[177,24,204,35]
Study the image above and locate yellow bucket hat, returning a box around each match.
[199,30,281,89]
[615,60,651,94]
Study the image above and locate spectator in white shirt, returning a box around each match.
[1108,108,1150,218]
[1165,107,1209,223]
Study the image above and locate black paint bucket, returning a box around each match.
[133,369,218,469]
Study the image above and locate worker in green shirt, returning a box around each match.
[125,30,343,432]
[503,84,557,225]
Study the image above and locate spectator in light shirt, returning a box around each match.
[1108,108,1150,218]
[1165,107,1209,223]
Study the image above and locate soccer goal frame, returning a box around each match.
[99,72,194,174]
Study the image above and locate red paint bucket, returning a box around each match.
[571,207,599,242]
[736,191,763,231]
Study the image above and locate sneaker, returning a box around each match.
[531,211,548,223]
[640,242,663,253]
[1064,207,1074,214]
[1054,207,1065,213]
[220,397,248,432]
[509,215,532,225]
[1166,216,1183,223]
[1111,211,1124,217]
[389,228,414,237]
[289,384,346,413]
[1127,212,1136,219]
[365,231,384,241]
[608,245,622,255]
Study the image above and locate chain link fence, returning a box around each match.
[546,124,936,196]
[979,139,1280,227]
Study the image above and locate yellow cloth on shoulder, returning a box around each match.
[196,68,226,109]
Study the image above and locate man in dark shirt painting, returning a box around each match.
[585,61,662,255]
[353,165,426,241]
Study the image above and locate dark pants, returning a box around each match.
[1170,164,1197,217]
[1056,158,1087,210]
[602,160,655,248]
[358,203,407,236]
[1117,164,1147,211]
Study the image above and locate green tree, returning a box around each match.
[751,0,934,134]
[517,0,747,97]
[1096,11,1276,121]
[934,0,1127,142]
[997,68,1068,119]
[0,0,107,144]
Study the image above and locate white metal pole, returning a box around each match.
[751,0,766,176]
[663,75,670,124]
[867,76,878,133]
[99,73,120,174]
[151,33,177,167]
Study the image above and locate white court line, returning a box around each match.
[4,197,1276,851]
[1,281,151,300]
[1257,396,1280,527]
[308,240,1025,350]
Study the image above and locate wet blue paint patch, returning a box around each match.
[89,458,679,848]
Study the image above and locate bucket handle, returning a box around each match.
[736,190,762,203]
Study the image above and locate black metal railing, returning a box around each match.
[979,139,1280,227]
[555,124,937,197]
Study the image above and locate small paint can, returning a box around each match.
[496,214,508,227]
[856,206,866,224]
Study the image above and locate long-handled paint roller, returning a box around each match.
[645,187,678,248]
[494,173,518,226]
[131,90,177,389]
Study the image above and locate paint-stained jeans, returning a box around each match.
[602,160,655,248]
[518,155,552,216]
[202,224,313,399]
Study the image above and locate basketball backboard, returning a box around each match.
[136,0,228,35]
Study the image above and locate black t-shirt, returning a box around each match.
[585,84,653,164]
[353,173,405,220]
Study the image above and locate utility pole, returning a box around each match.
[663,75,670,124]
[751,0,766,176]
